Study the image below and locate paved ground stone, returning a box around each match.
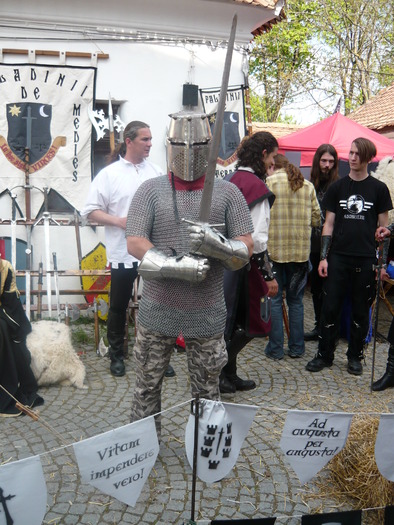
[1,289,393,524]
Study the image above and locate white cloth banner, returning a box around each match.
[0,455,47,525]
[73,417,159,507]
[185,399,258,483]
[280,410,353,484]
[375,413,394,481]
[200,86,246,179]
[0,64,96,215]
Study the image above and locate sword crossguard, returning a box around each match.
[181,218,225,228]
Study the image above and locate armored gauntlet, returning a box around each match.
[188,222,249,271]
[138,248,210,282]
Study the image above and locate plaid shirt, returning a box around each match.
[266,170,321,263]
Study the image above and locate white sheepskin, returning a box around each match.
[372,156,394,223]
[27,321,87,389]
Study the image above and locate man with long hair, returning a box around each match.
[82,121,163,377]
[220,131,279,394]
[304,144,339,341]
[306,138,392,375]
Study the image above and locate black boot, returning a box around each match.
[229,374,256,391]
[372,345,394,391]
[107,310,126,377]
[222,328,252,382]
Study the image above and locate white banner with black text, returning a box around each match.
[73,416,159,507]
[0,63,96,215]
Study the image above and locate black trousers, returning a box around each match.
[107,263,138,355]
[319,253,375,360]
[109,263,138,314]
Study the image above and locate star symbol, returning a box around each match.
[8,104,21,117]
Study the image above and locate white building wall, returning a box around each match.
[0,0,282,314]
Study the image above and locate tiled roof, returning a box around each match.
[234,0,279,7]
[233,0,286,35]
[348,82,394,131]
[252,121,305,138]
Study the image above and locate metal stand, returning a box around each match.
[371,242,384,392]
[187,394,201,525]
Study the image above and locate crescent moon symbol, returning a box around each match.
[39,105,49,117]
[229,113,237,123]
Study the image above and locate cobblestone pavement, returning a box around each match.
[1,290,394,525]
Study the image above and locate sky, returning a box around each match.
[280,90,341,126]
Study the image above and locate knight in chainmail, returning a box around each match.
[125,110,253,434]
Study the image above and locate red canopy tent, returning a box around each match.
[278,112,394,168]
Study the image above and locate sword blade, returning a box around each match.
[44,214,52,317]
[25,248,32,321]
[37,261,43,319]
[108,92,115,152]
[199,14,237,223]
[53,252,61,322]
[11,193,17,269]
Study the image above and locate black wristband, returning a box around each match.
[252,250,274,281]
[320,235,332,260]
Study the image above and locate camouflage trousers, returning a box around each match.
[130,324,227,434]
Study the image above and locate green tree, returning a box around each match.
[249,0,394,121]
[249,0,318,122]
[314,0,394,113]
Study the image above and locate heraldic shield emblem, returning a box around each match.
[7,102,52,164]
[185,399,258,483]
[208,111,240,166]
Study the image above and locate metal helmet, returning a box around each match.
[166,110,211,181]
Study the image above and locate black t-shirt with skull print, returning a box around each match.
[322,175,392,258]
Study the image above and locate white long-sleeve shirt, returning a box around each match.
[250,200,270,254]
[81,156,163,267]
[237,166,271,254]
